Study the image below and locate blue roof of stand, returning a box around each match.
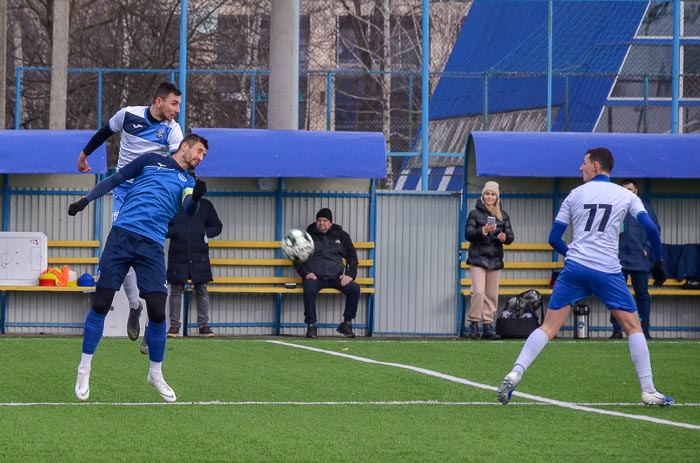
[0,130,107,174]
[0,129,387,179]
[192,128,387,178]
[429,0,647,132]
[468,131,700,179]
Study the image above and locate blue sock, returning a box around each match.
[82,309,106,354]
[146,320,167,363]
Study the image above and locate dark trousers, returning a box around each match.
[611,270,651,332]
[302,277,360,325]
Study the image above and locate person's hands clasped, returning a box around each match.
[340,275,354,286]
[305,273,318,281]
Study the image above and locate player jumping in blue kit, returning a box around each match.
[497,147,674,407]
[77,82,184,347]
[69,133,208,403]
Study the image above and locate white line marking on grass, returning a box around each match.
[267,340,700,431]
[2,400,700,408]
[5,400,699,408]
[0,401,552,407]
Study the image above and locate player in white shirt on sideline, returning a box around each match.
[76,82,184,352]
[497,147,673,407]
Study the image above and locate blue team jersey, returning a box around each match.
[109,106,184,169]
[113,153,195,245]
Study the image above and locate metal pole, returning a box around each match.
[0,0,7,130]
[547,0,553,132]
[671,0,680,133]
[420,0,429,190]
[251,71,257,128]
[97,71,103,128]
[367,179,377,335]
[178,0,188,131]
[14,66,20,130]
[482,73,488,128]
[643,75,649,133]
[326,72,332,131]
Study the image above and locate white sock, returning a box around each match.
[149,361,163,376]
[79,353,93,370]
[512,328,549,374]
[628,332,655,393]
[123,269,140,309]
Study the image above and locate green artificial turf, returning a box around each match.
[0,337,698,462]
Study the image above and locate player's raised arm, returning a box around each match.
[77,125,115,173]
[68,155,148,216]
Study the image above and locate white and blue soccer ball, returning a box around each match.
[281,229,315,263]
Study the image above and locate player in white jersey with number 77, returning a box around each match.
[497,147,674,407]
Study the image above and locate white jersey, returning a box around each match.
[109,106,183,170]
[555,178,646,273]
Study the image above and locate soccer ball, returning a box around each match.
[281,229,315,263]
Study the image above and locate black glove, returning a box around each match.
[192,179,207,202]
[68,198,89,216]
[651,261,667,287]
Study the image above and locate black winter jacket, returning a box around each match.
[465,199,515,271]
[166,198,223,284]
[294,223,358,280]
[619,200,659,272]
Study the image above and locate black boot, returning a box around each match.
[468,321,479,339]
[305,323,317,338]
[481,323,501,340]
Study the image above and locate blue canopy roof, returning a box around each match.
[468,132,700,178]
[191,128,386,178]
[0,130,107,174]
[0,129,386,179]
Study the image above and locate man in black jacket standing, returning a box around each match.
[294,208,360,338]
[610,179,660,340]
[166,197,223,337]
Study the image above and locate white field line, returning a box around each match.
[267,340,700,431]
[2,400,700,408]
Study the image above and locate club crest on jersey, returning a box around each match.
[178,173,187,182]
[157,127,165,140]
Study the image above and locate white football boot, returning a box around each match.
[147,371,177,403]
[497,370,522,405]
[75,366,91,401]
[641,390,675,407]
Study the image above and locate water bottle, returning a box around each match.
[573,304,590,339]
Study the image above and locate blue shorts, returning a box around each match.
[97,226,167,294]
[549,260,636,312]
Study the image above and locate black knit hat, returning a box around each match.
[316,208,333,222]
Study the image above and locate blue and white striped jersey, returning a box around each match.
[555,178,647,273]
[109,106,184,169]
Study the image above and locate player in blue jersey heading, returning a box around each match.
[77,82,184,349]
[69,133,208,403]
[497,147,674,407]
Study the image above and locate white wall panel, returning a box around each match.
[374,193,460,335]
